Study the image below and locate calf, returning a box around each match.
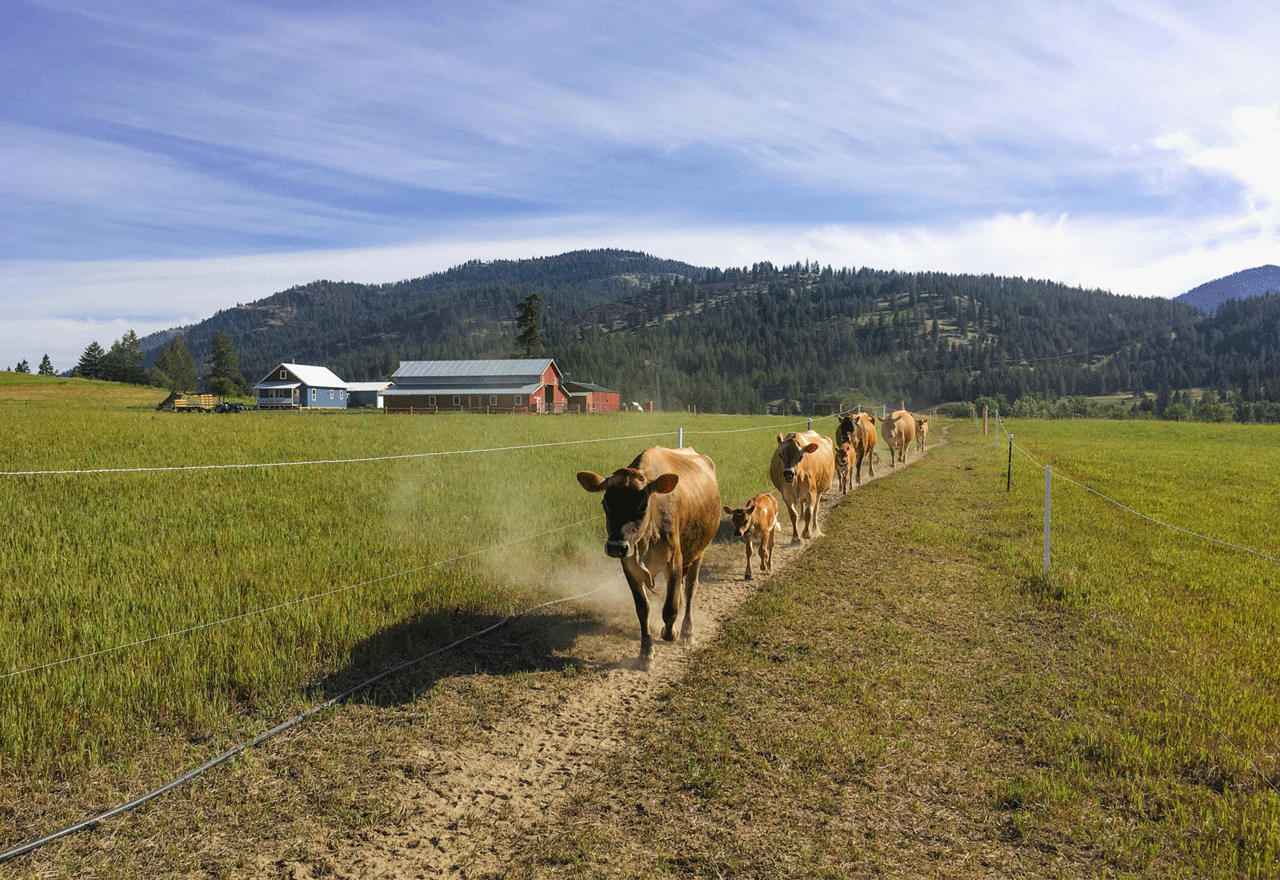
[835,442,853,494]
[837,411,878,485]
[577,446,720,670]
[723,493,780,581]
[915,416,930,452]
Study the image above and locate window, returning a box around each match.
[514,395,522,405]
[489,395,498,406]
[311,389,316,401]
[452,396,461,407]
[329,389,334,400]
[280,370,287,380]
[428,396,436,406]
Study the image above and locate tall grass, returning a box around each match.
[0,380,804,807]
[996,418,1280,876]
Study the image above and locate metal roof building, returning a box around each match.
[384,359,568,413]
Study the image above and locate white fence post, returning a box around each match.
[677,427,683,448]
[1044,466,1051,579]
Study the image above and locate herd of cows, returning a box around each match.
[576,408,930,669]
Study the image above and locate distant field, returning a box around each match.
[0,377,806,799]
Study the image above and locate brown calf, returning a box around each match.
[723,493,780,581]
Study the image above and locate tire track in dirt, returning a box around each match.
[256,447,929,880]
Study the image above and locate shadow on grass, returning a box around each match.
[312,605,631,708]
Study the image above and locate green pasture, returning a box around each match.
[0,377,806,799]
[993,417,1280,876]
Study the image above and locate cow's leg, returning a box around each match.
[743,534,753,581]
[784,497,801,544]
[661,549,684,642]
[678,557,701,645]
[756,532,769,573]
[801,489,815,539]
[764,526,775,570]
[622,566,653,670]
[855,452,863,485]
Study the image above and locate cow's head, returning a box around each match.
[578,467,679,559]
[835,443,851,471]
[723,502,757,537]
[774,433,819,483]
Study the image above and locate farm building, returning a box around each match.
[383,359,568,413]
[346,381,391,409]
[562,380,621,413]
[253,363,348,409]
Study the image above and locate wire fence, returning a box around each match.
[992,417,1280,803]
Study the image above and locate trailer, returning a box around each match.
[157,392,215,412]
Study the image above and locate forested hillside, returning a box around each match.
[132,249,1280,419]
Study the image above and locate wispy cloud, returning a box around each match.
[4,0,1280,369]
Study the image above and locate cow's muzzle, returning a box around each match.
[782,468,796,482]
[605,539,630,559]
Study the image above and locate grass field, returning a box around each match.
[0,375,806,799]
[4,374,1280,877]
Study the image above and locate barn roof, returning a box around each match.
[346,381,391,392]
[382,384,542,397]
[256,363,346,388]
[391,359,558,381]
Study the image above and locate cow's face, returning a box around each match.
[724,504,755,537]
[578,468,679,559]
[835,444,850,471]
[775,436,820,483]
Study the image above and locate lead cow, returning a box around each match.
[577,446,720,670]
[882,409,916,467]
[769,430,834,543]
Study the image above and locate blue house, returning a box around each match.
[253,363,348,409]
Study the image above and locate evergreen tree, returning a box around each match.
[38,354,55,376]
[15,359,30,374]
[152,338,199,391]
[101,330,146,385]
[207,331,246,397]
[76,341,106,380]
[515,292,543,358]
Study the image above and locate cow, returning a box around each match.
[723,492,781,581]
[577,446,721,671]
[769,430,834,543]
[915,416,930,453]
[882,409,916,467]
[836,411,878,486]
[835,443,853,494]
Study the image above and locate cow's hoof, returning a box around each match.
[744,571,753,581]
[661,626,676,642]
[636,654,653,672]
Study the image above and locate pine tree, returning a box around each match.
[207,331,246,397]
[515,292,543,358]
[101,330,146,385]
[76,341,106,380]
[15,359,30,374]
[38,354,55,376]
[152,338,199,391]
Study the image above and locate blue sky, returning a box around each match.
[4,0,1280,372]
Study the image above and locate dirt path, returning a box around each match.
[250,453,921,880]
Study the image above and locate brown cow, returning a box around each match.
[915,416,930,453]
[769,430,834,543]
[881,409,916,467]
[723,492,780,581]
[836,411,878,486]
[577,446,720,670]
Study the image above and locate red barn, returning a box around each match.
[563,380,621,413]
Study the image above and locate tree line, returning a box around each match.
[41,250,1280,422]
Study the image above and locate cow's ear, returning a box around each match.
[577,471,607,492]
[723,506,734,515]
[649,473,679,494]
[776,433,785,445]
[803,443,819,454]
[745,503,756,515]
